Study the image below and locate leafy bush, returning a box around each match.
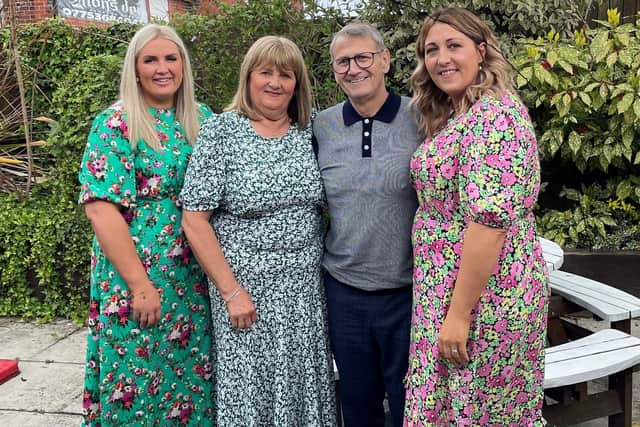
[173,0,344,110]
[356,0,594,89]
[1,2,639,321]
[512,10,640,249]
[0,186,89,323]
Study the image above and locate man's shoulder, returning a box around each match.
[316,102,345,120]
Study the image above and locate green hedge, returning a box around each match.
[1,1,638,321]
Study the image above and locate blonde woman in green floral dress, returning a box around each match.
[78,24,213,426]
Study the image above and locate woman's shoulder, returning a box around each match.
[196,110,246,146]
[469,93,530,121]
[90,101,129,137]
[472,93,524,112]
[195,101,214,120]
[93,101,125,124]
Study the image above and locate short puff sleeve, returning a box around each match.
[180,114,226,212]
[458,97,537,229]
[78,107,136,209]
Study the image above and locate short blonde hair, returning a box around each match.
[120,24,200,150]
[411,7,516,137]
[225,36,312,129]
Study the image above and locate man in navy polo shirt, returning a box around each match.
[313,23,421,427]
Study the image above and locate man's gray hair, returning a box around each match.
[330,22,386,58]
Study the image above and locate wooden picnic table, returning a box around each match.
[538,237,640,427]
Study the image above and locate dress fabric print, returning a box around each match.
[180,111,336,427]
[78,102,214,426]
[404,94,549,426]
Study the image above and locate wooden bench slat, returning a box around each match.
[550,271,640,309]
[544,329,640,389]
[539,237,563,258]
[545,328,628,353]
[539,237,563,271]
[550,270,640,321]
[546,335,640,364]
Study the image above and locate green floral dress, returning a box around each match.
[78,102,214,426]
[180,111,337,426]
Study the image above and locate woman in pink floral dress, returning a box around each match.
[404,8,549,425]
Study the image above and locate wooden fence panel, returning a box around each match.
[589,0,640,24]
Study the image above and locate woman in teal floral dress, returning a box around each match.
[78,24,213,426]
[180,36,336,426]
[404,8,548,425]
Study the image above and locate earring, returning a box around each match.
[479,64,483,71]
[136,77,140,83]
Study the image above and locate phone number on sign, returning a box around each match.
[60,8,143,23]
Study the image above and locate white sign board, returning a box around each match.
[57,0,149,24]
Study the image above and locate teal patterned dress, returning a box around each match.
[180,111,337,426]
[78,102,214,426]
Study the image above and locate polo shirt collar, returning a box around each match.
[343,88,401,126]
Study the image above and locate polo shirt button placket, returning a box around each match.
[362,118,372,158]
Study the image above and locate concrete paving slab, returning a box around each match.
[0,410,82,427]
[30,328,88,364]
[0,318,81,360]
[0,360,84,413]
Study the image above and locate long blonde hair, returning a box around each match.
[120,24,200,150]
[411,7,516,137]
[225,36,312,129]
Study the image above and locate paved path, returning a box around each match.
[1,316,640,426]
[0,318,84,426]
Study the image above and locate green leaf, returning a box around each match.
[599,153,609,171]
[616,31,631,46]
[617,93,634,113]
[568,226,579,242]
[584,82,600,92]
[616,181,633,200]
[558,45,587,68]
[568,131,582,155]
[633,99,640,118]
[600,83,608,100]
[622,126,634,147]
[634,152,640,165]
[547,49,558,66]
[534,63,558,88]
[618,48,633,66]
[578,92,591,107]
[590,31,610,62]
[557,60,573,74]
[606,52,618,68]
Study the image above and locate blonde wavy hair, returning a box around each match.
[411,7,517,137]
[225,36,312,129]
[120,24,200,151]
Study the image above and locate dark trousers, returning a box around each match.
[325,272,412,427]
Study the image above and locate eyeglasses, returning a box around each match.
[331,50,384,74]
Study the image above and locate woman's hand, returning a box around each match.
[225,287,257,329]
[131,284,162,328]
[438,312,471,366]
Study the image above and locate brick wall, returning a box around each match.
[6,0,243,26]
[10,0,54,24]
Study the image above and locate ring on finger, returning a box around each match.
[451,348,459,355]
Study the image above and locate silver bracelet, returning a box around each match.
[223,286,242,304]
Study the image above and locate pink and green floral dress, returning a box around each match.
[78,102,214,426]
[404,94,549,426]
